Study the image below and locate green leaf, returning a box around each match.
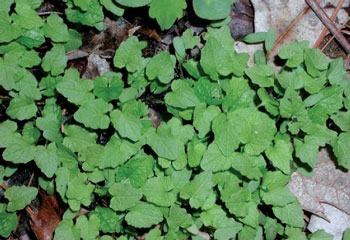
[212,113,240,156]
[17,28,45,48]
[201,142,233,172]
[243,32,266,43]
[222,77,255,112]
[65,0,104,29]
[63,124,98,152]
[0,0,14,13]
[333,133,350,169]
[295,137,319,168]
[99,134,141,169]
[116,155,154,188]
[278,40,309,68]
[22,122,40,143]
[165,80,200,109]
[343,229,350,240]
[180,171,213,209]
[261,187,296,206]
[6,94,37,120]
[115,0,151,7]
[327,57,346,85]
[93,73,124,101]
[142,176,176,206]
[223,183,250,217]
[12,3,43,29]
[42,45,68,76]
[236,108,277,155]
[43,14,70,42]
[109,182,142,211]
[113,36,147,72]
[305,123,337,147]
[100,0,125,16]
[0,212,17,238]
[182,29,200,49]
[310,230,334,240]
[5,186,38,212]
[239,202,260,228]
[276,66,305,90]
[194,78,223,106]
[167,205,193,231]
[16,0,43,9]
[304,48,328,77]
[285,226,307,240]
[146,51,176,83]
[73,0,90,11]
[147,123,178,160]
[74,99,112,129]
[279,87,308,119]
[200,35,232,80]
[53,220,77,240]
[56,68,94,105]
[36,98,63,143]
[34,143,60,178]
[331,111,350,132]
[257,88,279,116]
[262,171,290,191]
[231,152,266,180]
[125,202,163,228]
[149,0,186,30]
[194,103,221,138]
[308,86,343,125]
[266,140,292,174]
[214,217,243,240]
[145,229,163,240]
[0,12,21,43]
[63,29,82,52]
[75,215,100,240]
[193,0,235,20]
[245,64,274,87]
[272,201,305,228]
[0,120,19,148]
[3,135,36,164]
[110,109,142,142]
[66,173,95,201]
[90,207,121,233]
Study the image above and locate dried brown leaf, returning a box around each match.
[26,190,62,240]
[288,149,350,219]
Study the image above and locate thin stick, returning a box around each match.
[320,16,350,52]
[267,5,310,57]
[306,0,350,53]
[37,11,63,16]
[313,0,345,48]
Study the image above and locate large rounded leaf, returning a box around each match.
[193,0,235,20]
[116,0,151,7]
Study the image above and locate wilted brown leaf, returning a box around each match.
[26,189,62,240]
[288,149,350,219]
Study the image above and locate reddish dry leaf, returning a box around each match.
[26,189,62,240]
[288,149,350,220]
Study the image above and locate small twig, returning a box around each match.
[306,0,350,53]
[320,16,350,52]
[313,0,345,48]
[0,95,11,100]
[267,5,310,57]
[27,173,34,187]
[61,108,66,134]
[37,11,63,16]
[0,183,7,190]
